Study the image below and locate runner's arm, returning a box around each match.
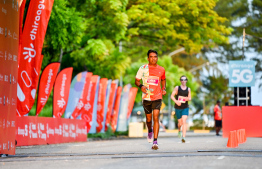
[135,78,147,93]
[161,79,166,95]
[186,88,191,101]
[170,87,181,106]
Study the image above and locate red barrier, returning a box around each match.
[222,106,262,138]
[16,116,87,146]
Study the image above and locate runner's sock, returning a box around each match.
[149,129,153,133]
[154,138,157,142]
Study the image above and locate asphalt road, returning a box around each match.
[1,133,262,169]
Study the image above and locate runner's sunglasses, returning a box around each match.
[180,79,187,81]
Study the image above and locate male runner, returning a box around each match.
[135,49,166,150]
[170,75,191,143]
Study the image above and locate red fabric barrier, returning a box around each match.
[222,106,262,138]
[16,116,87,146]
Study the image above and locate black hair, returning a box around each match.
[180,75,188,80]
[147,49,158,58]
[217,100,221,104]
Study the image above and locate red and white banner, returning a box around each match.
[127,87,138,119]
[105,82,117,131]
[96,78,108,133]
[18,0,26,63]
[17,0,54,116]
[111,86,122,132]
[0,1,19,155]
[71,72,93,119]
[81,75,99,133]
[53,67,73,118]
[36,62,60,116]
[16,116,87,146]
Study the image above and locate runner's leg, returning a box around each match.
[146,113,153,131]
[153,109,160,139]
[181,115,188,138]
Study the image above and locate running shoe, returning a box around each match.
[152,141,158,150]
[147,128,153,143]
[178,131,182,138]
[182,137,186,143]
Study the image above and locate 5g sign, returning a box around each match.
[229,61,255,87]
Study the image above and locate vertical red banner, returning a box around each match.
[96,78,108,133]
[53,67,73,118]
[36,62,60,116]
[17,0,54,116]
[105,82,117,131]
[0,0,19,155]
[111,86,122,132]
[71,72,93,119]
[126,87,138,119]
[81,75,99,133]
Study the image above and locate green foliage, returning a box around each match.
[126,0,232,55]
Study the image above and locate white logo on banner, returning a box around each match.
[97,104,102,112]
[0,27,3,34]
[57,98,66,108]
[18,125,28,137]
[84,102,91,111]
[40,96,48,105]
[38,123,46,140]
[23,43,36,62]
[231,69,253,84]
[76,100,84,110]
[13,55,17,61]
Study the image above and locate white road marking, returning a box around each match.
[217,156,225,160]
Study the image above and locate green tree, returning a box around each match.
[124,0,232,61]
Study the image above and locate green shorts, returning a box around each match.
[175,108,189,119]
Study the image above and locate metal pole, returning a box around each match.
[237,87,239,106]
[246,87,248,106]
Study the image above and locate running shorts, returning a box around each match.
[175,108,189,119]
[142,99,162,114]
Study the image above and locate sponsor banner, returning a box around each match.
[17,0,54,116]
[105,81,118,131]
[101,79,111,133]
[111,86,122,132]
[18,0,26,63]
[117,84,132,132]
[64,71,88,118]
[0,0,19,155]
[88,76,100,134]
[81,75,100,133]
[229,61,256,87]
[127,87,138,119]
[36,62,60,116]
[53,67,73,118]
[16,116,87,146]
[71,72,93,119]
[96,78,108,133]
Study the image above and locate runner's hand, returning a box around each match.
[176,100,181,106]
[162,89,166,95]
[141,86,148,93]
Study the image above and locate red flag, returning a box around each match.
[18,0,26,63]
[96,78,108,133]
[105,82,117,131]
[111,86,122,132]
[126,87,138,119]
[53,67,73,118]
[36,62,60,116]
[81,75,99,133]
[17,0,54,116]
[71,72,93,119]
